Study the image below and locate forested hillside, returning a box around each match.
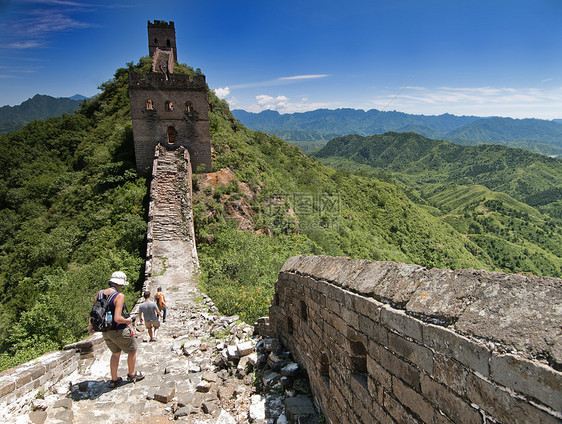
[0,63,149,370]
[314,132,562,277]
[1,58,558,371]
[0,95,83,135]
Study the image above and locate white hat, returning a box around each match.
[109,271,129,286]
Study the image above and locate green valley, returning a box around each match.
[313,132,562,278]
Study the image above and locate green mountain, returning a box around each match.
[1,59,559,371]
[0,94,83,134]
[233,109,562,157]
[313,132,562,277]
[447,116,562,145]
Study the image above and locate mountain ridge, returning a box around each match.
[233,108,562,157]
[0,94,84,134]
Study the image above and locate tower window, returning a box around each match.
[300,301,308,323]
[154,38,158,43]
[146,99,154,110]
[185,102,193,112]
[167,39,171,47]
[166,101,174,111]
[320,353,330,377]
[167,126,176,144]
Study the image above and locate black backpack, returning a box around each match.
[90,290,119,332]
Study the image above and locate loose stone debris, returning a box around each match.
[4,289,322,424]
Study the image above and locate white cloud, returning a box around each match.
[368,85,562,119]
[24,11,94,34]
[278,74,330,81]
[6,41,43,49]
[230,74,330,90]
[246,94,333,113]
[256,95,289,108]
[214,87,230,99]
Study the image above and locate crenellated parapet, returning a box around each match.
[148,20,175,30]
[129,71,206,91]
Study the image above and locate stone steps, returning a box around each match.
[150,148,192,242]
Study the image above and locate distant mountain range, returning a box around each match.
[233,108,562,157]
[0,94,86,134]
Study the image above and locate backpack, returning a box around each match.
[90,290,119,332]
[156,292,163,308]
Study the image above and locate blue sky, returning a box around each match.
[1,0,561,119]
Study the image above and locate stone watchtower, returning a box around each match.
[129,20,212,173]
[147,20,177,63]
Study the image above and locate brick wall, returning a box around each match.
[268,255,562,424]
[129,72,212,174]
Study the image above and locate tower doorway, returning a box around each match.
[167,126,177,144]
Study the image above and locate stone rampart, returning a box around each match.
[0,335,105,419]
[268,255,562,424]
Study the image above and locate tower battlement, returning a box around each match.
[148,20,175,29]
[129,72,206,90]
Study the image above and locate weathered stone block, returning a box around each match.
[53,398,72,409]
[53,408,73,422]
[358,314,388,346]
[236,341,254,357]
[383,391,420,424]
[406,268,478,321]
[0,377,15,398]
[432,352,468,397]
[349,374,370,407]
[355,296,383,321]
[388,332,433,374]
[369,341,421,390]
[340,305,360,330]
[370,262,426,305]
[15,372,32,389]
[349,261,392,296]
[421,374,482,424]
[381,305,423,342]
[285,395,316,422]
[467,372,560,424]
[392,376,436,424]
[423,323,490,377]
[366,356,392,391]
[490,354,561,412]
[28,410,47,424]
[455,271,562,365]
[154,383,176,403]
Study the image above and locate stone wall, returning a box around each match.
[144,144,197,284]
[268,255,562,424]
[0,335,105,420]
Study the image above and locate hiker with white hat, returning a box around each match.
[88,271,144,388]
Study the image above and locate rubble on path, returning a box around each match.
[9,288,321,424]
